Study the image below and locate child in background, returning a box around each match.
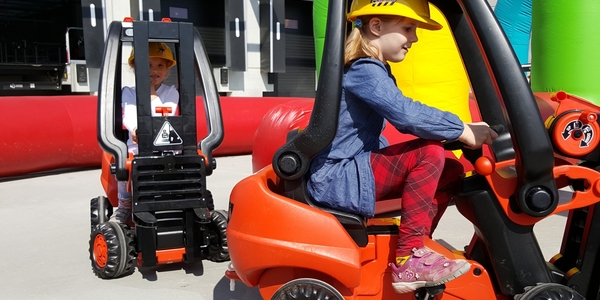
[306,0,498,293]
[110,42,179,225]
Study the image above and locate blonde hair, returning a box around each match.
[345,16,404,66]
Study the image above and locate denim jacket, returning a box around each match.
[306,58,464,217]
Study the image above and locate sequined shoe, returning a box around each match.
[390,246,470,293]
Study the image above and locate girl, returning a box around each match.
[110,42,179,225]
[306,0,498,293]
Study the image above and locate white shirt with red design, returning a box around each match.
[121,84,179,154]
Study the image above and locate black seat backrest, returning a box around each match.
[279,130,368,247]
[268,0,370,246]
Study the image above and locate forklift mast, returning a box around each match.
[95,19,225,267]
[97,19,224,180]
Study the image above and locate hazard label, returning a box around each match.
[154,121,183,146]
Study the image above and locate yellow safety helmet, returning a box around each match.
[128,42,177,68]
[347,0,442,30]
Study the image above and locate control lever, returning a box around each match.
[443,124,504,151]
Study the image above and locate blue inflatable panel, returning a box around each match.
[494,0,532,64]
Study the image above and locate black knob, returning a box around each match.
[525,186,552,212]
[110,163,116,174]
[278,154,300,175]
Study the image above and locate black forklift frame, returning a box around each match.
[96,19,224,267]
[97,20,223,181]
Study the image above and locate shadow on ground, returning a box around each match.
[213,276,262,300]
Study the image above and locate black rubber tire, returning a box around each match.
[271,278,344,300]
[205,190,215,211]
[514,283,586,300]
[89,222,136,279]
[206,209,230,262]
[90,197,113,230]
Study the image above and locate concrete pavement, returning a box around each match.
[0,154,568,299]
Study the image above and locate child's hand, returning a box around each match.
[150,82,157,95]
[458,122,498,150]
[150,82,158,100]
[132,128,138,144]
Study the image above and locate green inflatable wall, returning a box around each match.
[531,0,600,105]
[313,0,328,79]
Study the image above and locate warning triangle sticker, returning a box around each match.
[154,121,183,146]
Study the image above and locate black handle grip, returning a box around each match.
[443,124,504,151]
[490,124,504,134]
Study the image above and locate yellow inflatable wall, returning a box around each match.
[390,4,472,124]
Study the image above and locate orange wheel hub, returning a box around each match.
[93,234,108,268]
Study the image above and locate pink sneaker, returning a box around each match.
[390,246,471,293]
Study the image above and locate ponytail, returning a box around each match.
[344,15,405,66]
[345,23,380,65]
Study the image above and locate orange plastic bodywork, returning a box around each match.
[228,166,362,289]
[551,111,600,157]
[100,152,134,207]
[156,248,186,264]
[463,91,600,226]
[545,91,600,158]
[137,248,186,266]
[100,152,119,207]
[473,156,600,226]
[227,166,504,300]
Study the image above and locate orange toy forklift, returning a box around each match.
[89,18,228,279]
[225,0,599,299]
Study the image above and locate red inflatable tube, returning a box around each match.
[0,95,305,178]
[251,92,565,174]
[0,96,100,178]
[251,99,314,173]
[252,96,487,173]
[199,96,308,156]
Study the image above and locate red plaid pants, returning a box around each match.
[370,139,464,256]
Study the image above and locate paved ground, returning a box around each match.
[0,154,569,300]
